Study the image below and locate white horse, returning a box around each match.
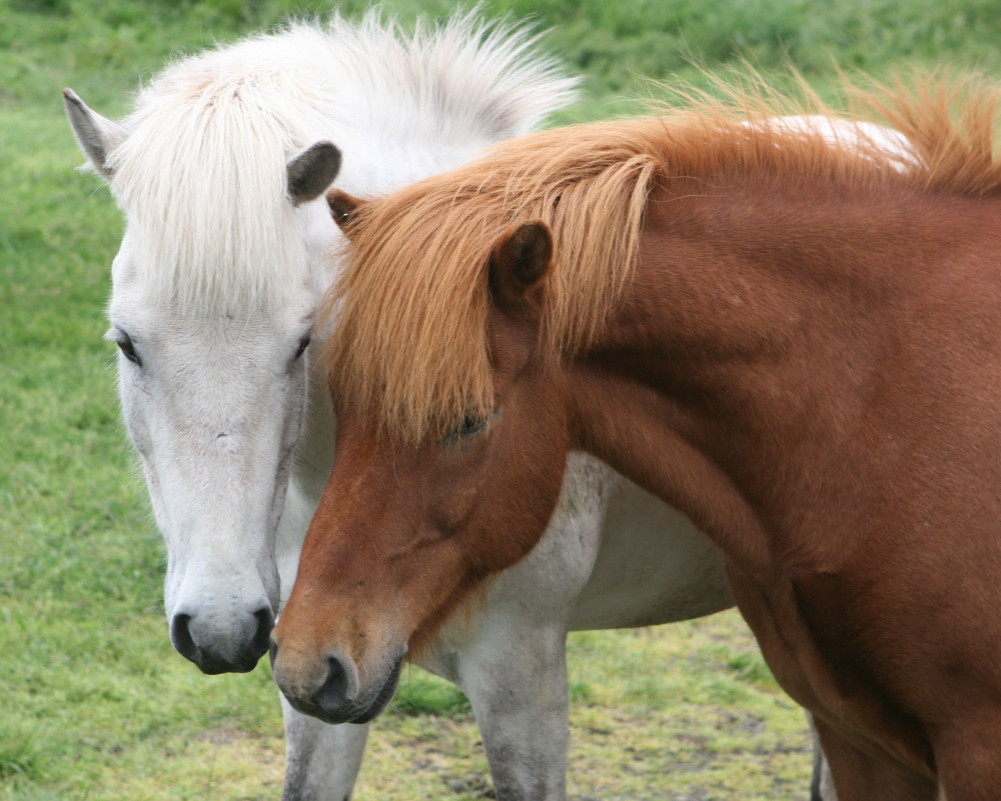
[65,13,872,799]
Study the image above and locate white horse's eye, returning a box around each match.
[116,332,142,367]
[293,335,312,360]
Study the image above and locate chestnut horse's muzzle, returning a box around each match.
[271,643,404,725]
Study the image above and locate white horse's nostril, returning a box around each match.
[170,612,198,664]
[169,604,273,675]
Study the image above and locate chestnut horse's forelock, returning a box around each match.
[323,122,663,443]
[322,74,1001,444]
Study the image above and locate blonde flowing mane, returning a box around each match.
[325,74,1001,443]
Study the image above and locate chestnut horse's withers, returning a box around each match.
[273,77,1001,800]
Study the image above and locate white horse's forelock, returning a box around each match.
[104,9,578,314]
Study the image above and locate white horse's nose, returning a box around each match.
[170,603,274,674]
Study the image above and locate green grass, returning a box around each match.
[6,0,1001,798]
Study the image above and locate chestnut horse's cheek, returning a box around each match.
[473,455,567,573]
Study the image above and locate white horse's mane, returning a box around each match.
[105,10,577,313]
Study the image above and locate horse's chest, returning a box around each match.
[727,564,936,775]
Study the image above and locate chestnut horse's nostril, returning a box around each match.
[312,654,354,714]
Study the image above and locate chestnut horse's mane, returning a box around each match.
[323,74,1001,443]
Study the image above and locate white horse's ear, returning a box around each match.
[287,141,342,205]
[326,189,367,232]
[63,88,127,181]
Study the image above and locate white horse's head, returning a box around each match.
[65,87,342,674]
[65,15,576,675]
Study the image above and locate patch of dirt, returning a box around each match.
[194,727,250,746]
[443,772,495,798]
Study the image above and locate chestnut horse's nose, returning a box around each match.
[271,643,362,724]
[170,605,274,674]
[314,653,355,712]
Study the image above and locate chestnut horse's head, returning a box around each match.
[272,215,571,722]
[271,123,657,721]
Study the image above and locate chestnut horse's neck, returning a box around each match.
[568,174,1001,578]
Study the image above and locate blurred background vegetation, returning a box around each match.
[4,0,1001,798]
[6,0,1001,112]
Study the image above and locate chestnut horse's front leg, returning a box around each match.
[808,712,838,801]
[813,718,938,801]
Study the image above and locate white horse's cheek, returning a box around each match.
[121,391,153,458]
[281,364,309,453]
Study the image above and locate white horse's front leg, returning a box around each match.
[453,622,571,801]
[280,694,369,801]
[417,454,610,800]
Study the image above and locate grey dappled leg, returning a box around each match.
[458,624,570,801]
[280,694,369,801]
[415,455,607,799]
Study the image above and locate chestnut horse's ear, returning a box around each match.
[489,220,553,317]
[327,189,367,232]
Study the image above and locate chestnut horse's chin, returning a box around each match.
[349,657,404,723]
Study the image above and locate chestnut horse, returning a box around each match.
[271,77,1001,800]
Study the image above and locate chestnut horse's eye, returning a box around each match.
[293,335,312,360]
[443,412,495,445]
[116,332,142,367]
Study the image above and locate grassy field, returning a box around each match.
[5,0,1001,798]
